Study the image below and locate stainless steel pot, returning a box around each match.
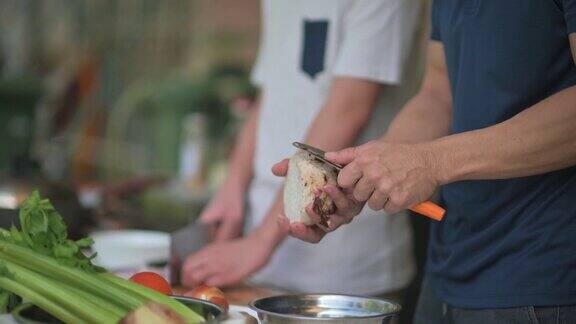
[249,294,401,323]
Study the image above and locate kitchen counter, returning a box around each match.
[223,284,280,305]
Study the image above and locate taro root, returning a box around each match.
[284,151,338,225]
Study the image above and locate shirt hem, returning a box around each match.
[332,68,401,86]
[429,276,576,308]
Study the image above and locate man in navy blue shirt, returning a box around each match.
[273,0,576,322]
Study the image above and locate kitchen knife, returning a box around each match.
[292,142,445,221]
[170,222,217,284]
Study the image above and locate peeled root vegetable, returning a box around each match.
[283,150,337,225]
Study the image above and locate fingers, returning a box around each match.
[325,147,359,166]
[367,193,389,211]
[328,214,353,230]
[324,185,350,210]
[324,185,362,218]
[181,254,213,288]
[206,274,236,287]
[271,159,289,177]
[278,209,325,243]
[305,203,326,225]
[280,184,365,244]
[198,206,219,224]
[214,217,243,241]
[188,266,214,287]
[276,213,291,234]
[326,147,361,191]
[352,176,375,202]
[289,222,326,243]
[182,262,235,288]
[204,271,242,287]
[338,162,363,189]
[383,200,404,215]
[306,194,354,234]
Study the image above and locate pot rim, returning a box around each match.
[248,293,402,321]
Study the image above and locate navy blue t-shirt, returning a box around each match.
[428,0,576,308]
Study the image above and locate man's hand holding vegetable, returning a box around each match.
[273,159,364,243]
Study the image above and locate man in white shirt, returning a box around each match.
[181,0,425,297]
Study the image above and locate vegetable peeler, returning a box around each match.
[293,142,445,221]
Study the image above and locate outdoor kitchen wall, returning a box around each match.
[0,0,260,231]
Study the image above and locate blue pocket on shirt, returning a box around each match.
[300,20,328,79]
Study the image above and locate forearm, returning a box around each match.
[432,85,576,183]
[383,91,452,143]
[252,192,287,248]
[306,77,380,150]
[225,95,261,189]
[304,104,371,150]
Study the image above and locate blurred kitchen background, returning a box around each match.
[0,2,429,322]
[0,0,259,236]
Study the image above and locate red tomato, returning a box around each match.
[184,285,229,311]
[130,272,173,295]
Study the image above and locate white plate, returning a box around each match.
[91,230,170,271]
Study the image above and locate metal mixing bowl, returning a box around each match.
[249,294,401,323]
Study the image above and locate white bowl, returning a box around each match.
[91,230,170,270]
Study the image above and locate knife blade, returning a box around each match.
[292,141,445,221]
[170,222,217,284]
[292,142,343,171]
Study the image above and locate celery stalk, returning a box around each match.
[100,273,205,323]
[62,282,128,317]
[3,261,122,323]
[4,192,203,323]
[0,242,145,310]
[0,277,82,323]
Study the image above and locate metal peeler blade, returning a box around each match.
[292,142,343,171]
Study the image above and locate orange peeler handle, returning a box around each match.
[409,201,445,221]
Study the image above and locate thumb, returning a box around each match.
[271,159,289,177]
[199,207,217,224]
[214,218,242,241]
[325,146,359,166]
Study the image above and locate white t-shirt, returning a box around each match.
[247,0,426,295]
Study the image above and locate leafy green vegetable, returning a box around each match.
[0,263,20,313]
[0,265,31,316]
[0,275,82,323]
[15,191,104,273]
[0,191,205,323]
[0,241,145,310]
[0,260,122,323]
